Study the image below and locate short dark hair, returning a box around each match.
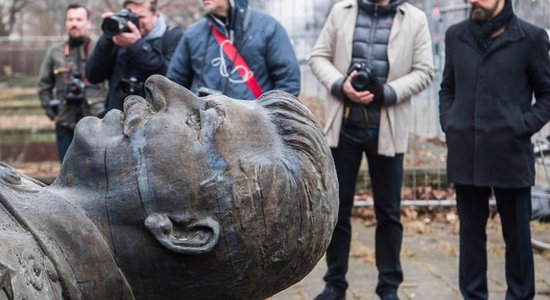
[123,0,158,12]
[66,3,90,19]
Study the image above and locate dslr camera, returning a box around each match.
[63,75,86,102]
[348,62,378,92]
[101,9,140,37]
[118,76,144,95]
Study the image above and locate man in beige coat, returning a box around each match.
[309,0,433,299]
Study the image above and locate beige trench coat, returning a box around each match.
[309,0,434,156]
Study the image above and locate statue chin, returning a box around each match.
[0,75,339,300]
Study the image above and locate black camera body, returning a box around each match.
[101,9,140,37]
[118,76,144,95]
[63,75,86,102]
[348,62,377,92]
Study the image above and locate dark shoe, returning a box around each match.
[313,286,346,300]
[380,292,399,300]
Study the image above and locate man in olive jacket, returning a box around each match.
[38,4,106,162]
[439,0,550,298]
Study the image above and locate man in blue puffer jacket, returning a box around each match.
[167,0,300,99]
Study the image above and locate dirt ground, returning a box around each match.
[270,211,550,300]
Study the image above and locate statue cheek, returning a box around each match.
[144,213,220,255]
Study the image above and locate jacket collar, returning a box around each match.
[459,16,524,56]
[341,0,407,65]
[206,0,250,42]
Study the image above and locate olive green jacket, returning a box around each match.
[37,39,106,129]
[309,0,434,156]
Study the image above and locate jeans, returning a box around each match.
[455,185,534,300]
[323,125,404,297]
[55,124,74,163]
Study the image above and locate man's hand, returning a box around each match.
[112,21,142,48]
[343,70,375,105]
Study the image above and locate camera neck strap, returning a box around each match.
[209,23,263,99]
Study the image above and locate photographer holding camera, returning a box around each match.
[309,0,434,299]
[38,4,106,163]
[86,0,182,112]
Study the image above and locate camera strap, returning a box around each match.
[209,24,263,99]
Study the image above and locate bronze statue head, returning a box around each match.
[46,75,338,299]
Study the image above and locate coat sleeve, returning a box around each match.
[308,6,346,98]
[523,28,550,135]
[387,12,434,103]
[126,27,183,75]
[86,35,117,84]
[166,33,193,88]
[438,29,455,133]
[37,46,57,120]
[264,22,301,97]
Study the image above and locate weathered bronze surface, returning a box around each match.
[0,75,338,300]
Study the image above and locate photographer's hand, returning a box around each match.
[101,12,114,19]
[112,21,142,48]
[343,71,374,105]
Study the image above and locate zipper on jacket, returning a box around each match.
[367,4,378,68]
[367,4,379,67]
[211,16,232,42]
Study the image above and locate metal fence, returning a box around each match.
[0,36,64,78]
[0,0,449,193]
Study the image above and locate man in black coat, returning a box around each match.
[439,0,550,299]
[86,0,182,112]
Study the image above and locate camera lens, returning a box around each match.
[101,17,124,37]
[351,73,371,91]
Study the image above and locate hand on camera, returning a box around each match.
[343,70,375,105]
[101,12,114,19]
[112,21,142,48]
[344,63,385,105]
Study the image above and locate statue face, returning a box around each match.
[67,74,283,207]
[65,74,287,253]
[59,75,337,300]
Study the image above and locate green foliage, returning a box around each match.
[0,75,38,88]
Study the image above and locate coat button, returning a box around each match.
[142,45,149,51]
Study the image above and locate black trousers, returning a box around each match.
[323,126,404,297]
[455,184,534,300]
[55,123,74,163]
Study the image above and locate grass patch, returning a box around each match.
[0,130,55,144]
[0,75,38,88]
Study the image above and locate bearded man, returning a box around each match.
[439,0,550,298]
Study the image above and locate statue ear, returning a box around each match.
[144,213,220,255]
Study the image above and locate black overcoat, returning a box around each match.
[439,17,550,188]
